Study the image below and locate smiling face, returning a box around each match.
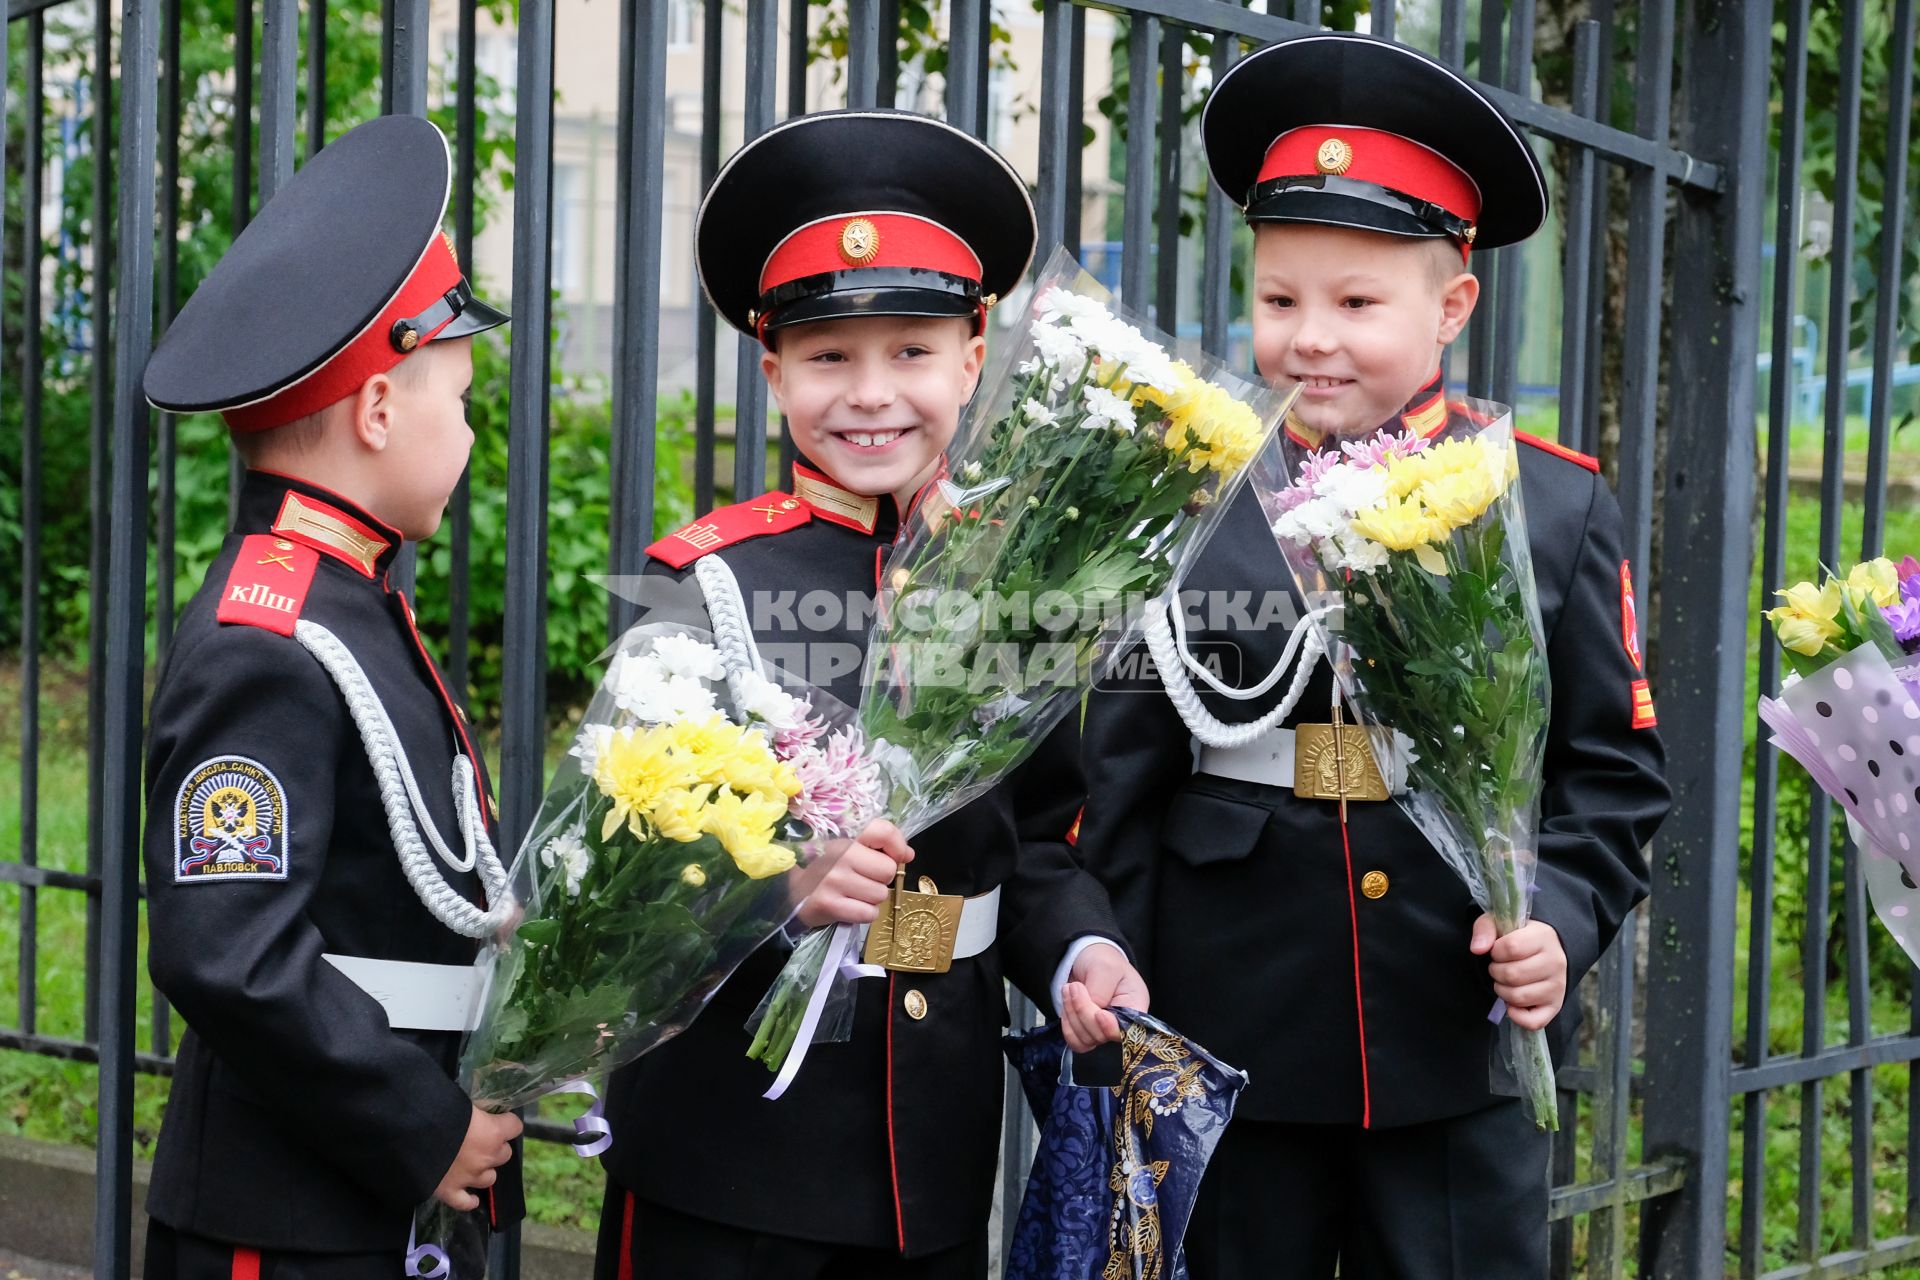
[1251,223,1478,438]
[761,314,986,507]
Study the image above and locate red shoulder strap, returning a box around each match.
[645,493,812,569]
[1515,430,1601,473]
[216,535,319,636]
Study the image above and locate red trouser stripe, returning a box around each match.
[886,973,907,1253]
[618,1190,636,1280]
[231,1247,262,1280]
[1337,807,1373,1128]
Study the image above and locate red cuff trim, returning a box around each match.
[231,1247,262,1280]
[1631,678,1658,729]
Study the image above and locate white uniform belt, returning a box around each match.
[952,885,1001,960]
[1196,726,1409,794]
[323,954,484,1032]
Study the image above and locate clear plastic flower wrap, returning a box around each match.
[1759,556,1920,966]
[413,622,878,1267]
[746,247,1299,1091]
[1255,402,1560,1131]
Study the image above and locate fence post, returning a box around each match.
[1638,2,1770,1275]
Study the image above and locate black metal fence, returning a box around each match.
[2,0,1917,1277]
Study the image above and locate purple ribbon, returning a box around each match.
[405,1222,450,1279]
[551,1079,613,1157]
[1487,997,1508,1025]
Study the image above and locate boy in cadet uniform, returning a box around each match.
[591,109,1148,1280]
[1076,34,1671,1280]
[139,115,525,1279]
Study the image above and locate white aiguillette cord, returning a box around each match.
[293,620,513,938]
[1142,593,1337,749]
[692,556,890,1101]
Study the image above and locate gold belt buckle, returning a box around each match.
[864,874,964,974]
[1293,722,1391,804]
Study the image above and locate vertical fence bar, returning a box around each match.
[1063,5,1085,253]
[948,0,982,135]
[235,0,253,225]
[1463,0,1501,396]
[152,0,183,1059]
[1860,0,1915,559]
[1741,0,1809,1268]
[1119,16,1156,308]
[1588,911,1637,1276]
[1371,0,1394,45]
[876,0,899,107]
[608,0,670,638]
[778,0,806,488]
[84,0,115,1045]
[1034,0,1073,256]
[1200,31,1237,361]
[18,11,43,1041]
[1290,0,1315,25]
[1489,0,1532,407]
[1639,1,1769,1275]
[1152,25,1180,330]
[1581,0,1614,460]
[97,0,161,1270]
[733,0,777,501]
[307,0,327,155]
[258,0,297,198]
[846,0,879,107]
[692,0,722,514]
[1556,23,1599,455]
[383,0,430,115]
[1436,0,1466,69]
[1615,0,1672,583]
[447,0,478,704]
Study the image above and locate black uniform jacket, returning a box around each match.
[1078,386,1670,1130]
[142,470,523,1252]
[601,460,1124,1257]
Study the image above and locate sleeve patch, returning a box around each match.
[1631,679,1658,730]
[1620,561,1643,671]
[174,756,291,883]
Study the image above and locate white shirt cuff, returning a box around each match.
[1050,935,1125,1018]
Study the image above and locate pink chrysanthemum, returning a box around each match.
[789,728,885,839]
[1340,428,1430,470]
[1274,450,1344,514]
[771,712,829,759]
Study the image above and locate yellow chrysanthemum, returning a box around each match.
[1350,495,1447,552]
[593,726,704,841]
[649,784,714,843]
[1416,464,1504,532]
[1380,451,1434,500]
[1766,579,1845,656]
[1846,558,1900,609]
[702,788,797,879]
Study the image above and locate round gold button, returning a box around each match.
[903,989,928,1020]
[1360,870,1389,900]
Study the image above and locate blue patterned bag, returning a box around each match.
[1003,1009,1248,1280]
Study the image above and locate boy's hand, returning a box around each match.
[433,1107,523,1211]
[796,819,914,928]
[1060,943,1150,1053]
[1470,915,1567,1031]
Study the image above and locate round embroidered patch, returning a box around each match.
[174,756,290,883]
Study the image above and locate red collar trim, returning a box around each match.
[791,463,882,534]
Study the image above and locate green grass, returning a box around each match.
[11,481,1920,1259]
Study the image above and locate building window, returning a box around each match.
[552,163,589,297]
[668,0,698,50]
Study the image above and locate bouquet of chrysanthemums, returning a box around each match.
[1760,557,1920,966]
[745,248,1298,1091]
[1261,405,1561,1131]
[412,625,882,1271]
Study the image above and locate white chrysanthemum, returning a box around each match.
[1022,399,1059,426]
[1314,463,1390,517]
[1081,384,1137,432]
[1032,323,1088,379]
[733,668,808,731]
[650,633,727,682]
[540,830,594,898]
[606,650,668,711]
[1333,532,1391,575]
[1035,287,1108,326]
[569,723,617,775]
[1275,496,1345,544]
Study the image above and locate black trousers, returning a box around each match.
[1185,1101,1551,1280]
[593,1181,990,1280]
[144,1221,397,1280]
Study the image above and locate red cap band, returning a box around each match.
[1257,126,1482,229]
[758,212,983,295]
[223,233,463,433]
